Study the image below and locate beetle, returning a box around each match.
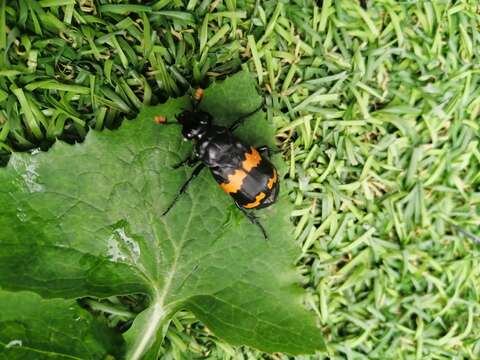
[158,88,279,239]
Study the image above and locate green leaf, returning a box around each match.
[0,72,324,358]
[0,290,123,359]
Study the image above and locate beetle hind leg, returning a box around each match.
[257,145,283,158]
[235,203,268,240]
[256,146,271,158]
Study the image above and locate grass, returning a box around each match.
[1,0,480,359]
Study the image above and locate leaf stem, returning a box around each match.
[83,298,136,319]
[127,300,171,360]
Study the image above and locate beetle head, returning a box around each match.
[177,110,212,140]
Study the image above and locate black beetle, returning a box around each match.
[158,88,279,239]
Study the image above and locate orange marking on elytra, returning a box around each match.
[267,170,277,189]
[242,147,262,172]
[243,192,267,209]
[243,192,266,209]
[219,170,247,194]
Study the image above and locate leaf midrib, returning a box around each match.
[128,187,198,360]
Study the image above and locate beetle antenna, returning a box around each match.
[192,87,204,110]
[154,115,182,126]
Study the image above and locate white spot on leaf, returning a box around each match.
[23,163,44,193]
[10,156,45,193]
[107,227,140,263]
[6,340,22,348]
[107,233,127,262]
[16,207,28,222]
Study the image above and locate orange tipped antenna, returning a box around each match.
[192,87,204,109]
[154,115,167,124]
[193,87,204,102]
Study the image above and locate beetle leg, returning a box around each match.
[235,203,268,240]
[162,163,206,216]
[172,156,199,169]
[256,146,271,158]
[229,100,265,131]
[257,145,282,158]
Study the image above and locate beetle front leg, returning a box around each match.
[172,156,200,169]
[229,100,265,132]
[162,163,206,216]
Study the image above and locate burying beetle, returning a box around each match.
[156,88,279,239]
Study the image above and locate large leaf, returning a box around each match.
[0,72,324,358]
[0,290,123,359]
